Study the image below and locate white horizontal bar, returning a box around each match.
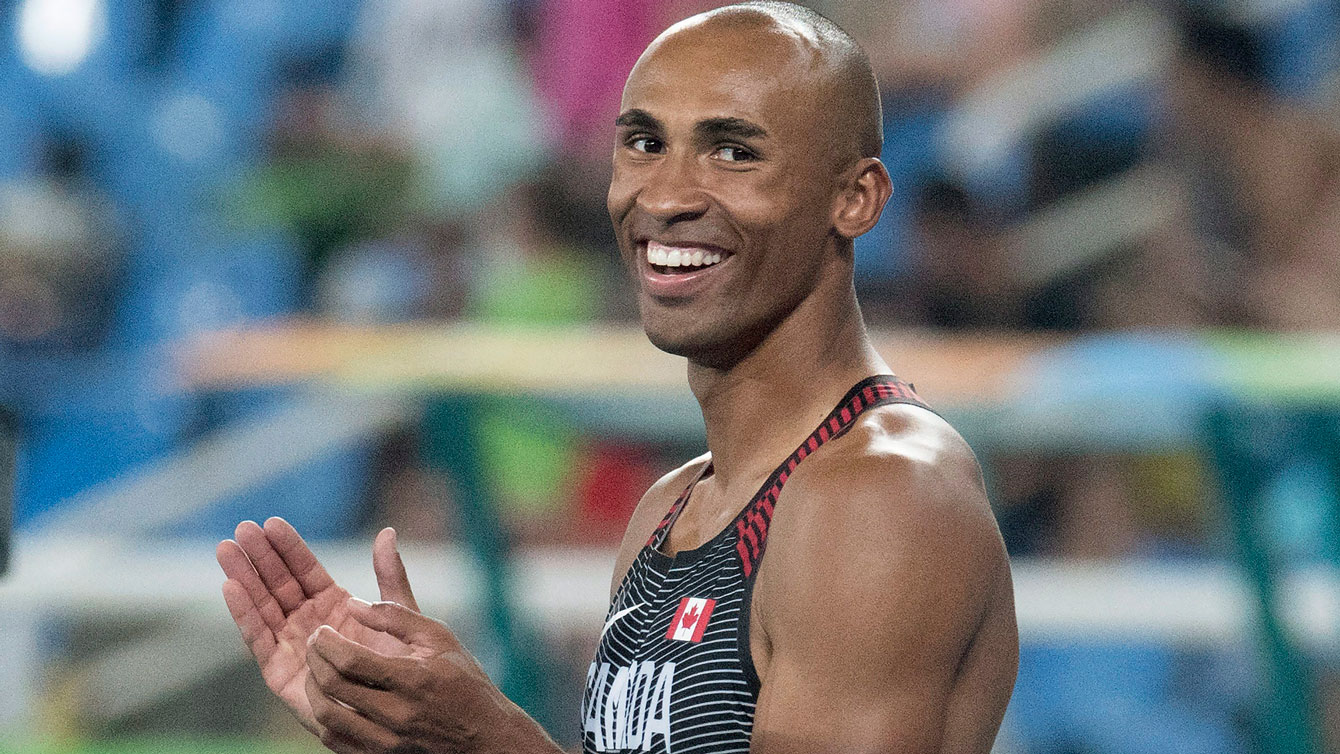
[3,536,1335,648]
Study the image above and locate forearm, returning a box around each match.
[481,699,566,754]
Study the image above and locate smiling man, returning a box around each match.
[217,3,1016,753]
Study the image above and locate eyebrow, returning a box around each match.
[614,110,769,143]
[695,117,768,143]
[615,109,662,131]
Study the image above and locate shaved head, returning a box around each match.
[647,1,883,164]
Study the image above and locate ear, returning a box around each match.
[831,158,893,240]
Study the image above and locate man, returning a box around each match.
[216,3,1017,753]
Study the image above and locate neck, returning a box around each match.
[686,280,887,496]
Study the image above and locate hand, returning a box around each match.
[216,517,420,736]
[304,599,558,754]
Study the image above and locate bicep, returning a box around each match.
[751,649,952,754]
[749,456,1006,753]
[748,557,976,754]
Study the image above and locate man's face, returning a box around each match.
[608,22,843,365]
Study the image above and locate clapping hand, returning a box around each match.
[216,518,421,736]
[303,598,546,753]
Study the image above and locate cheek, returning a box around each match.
[607,169,633,223]
[736,166,831,227]
[736,188,832,269]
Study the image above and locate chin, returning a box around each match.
[640,306,764,370]
[642,320,702,359]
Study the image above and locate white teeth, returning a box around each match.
[645,241,727,270]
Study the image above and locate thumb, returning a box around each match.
[347,597,456,649]
[373,527,420,612]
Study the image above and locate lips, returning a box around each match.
[637,240,733,298]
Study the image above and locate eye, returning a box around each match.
[713,145,757,163]
[627,136,663,154]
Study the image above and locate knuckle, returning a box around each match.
[325,650,353,674]
[384,701,413,731]
[443,651,477,684]
[440,652,466,677]
[383,731,412,754]
[316,671,344,696]
[407,664,435,694]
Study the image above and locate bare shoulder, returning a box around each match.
[758,403,1010,657]
[777,402,1000,559]
[607,452,712,599]
[782,407,1002,543]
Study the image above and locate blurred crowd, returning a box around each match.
[1,0,1339,750]
[4,0,1336,541]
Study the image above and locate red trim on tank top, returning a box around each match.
[647,375,929,576]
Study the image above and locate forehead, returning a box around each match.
[620,20,824,134]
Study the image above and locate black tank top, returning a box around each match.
[581,375,930,753]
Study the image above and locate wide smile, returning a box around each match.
[639,240,733,298]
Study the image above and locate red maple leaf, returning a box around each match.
[680,605,700,630]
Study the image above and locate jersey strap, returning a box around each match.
[645,467,702,547]
[647,375,930,574]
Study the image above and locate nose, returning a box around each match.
[636,154,710,224]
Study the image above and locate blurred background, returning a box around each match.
[1,0,1339,752]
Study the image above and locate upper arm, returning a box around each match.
[750,420,1011,754]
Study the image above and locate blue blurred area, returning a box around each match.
[1010,643,1250,753]
[1,0,364,535]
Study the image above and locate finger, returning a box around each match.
[309,645,413,733]
[216,539,286,634]
[234,520,307,615]
[306,667,399,753]
[221,578,277,663]
[263,516,337,598]
[347,597,455,649]
[308,625,415,690]
[373,528,420,611]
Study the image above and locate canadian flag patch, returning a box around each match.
[666,597,716,642]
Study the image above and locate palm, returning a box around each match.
[262,585,412,729]
[218,519,421,735]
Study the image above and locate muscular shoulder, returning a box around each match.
[607,453,712,599]
[775,403,997,556]
[782,404,1002,546]
[757,404,1008,661]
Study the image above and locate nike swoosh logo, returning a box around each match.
[599,603,644,642]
